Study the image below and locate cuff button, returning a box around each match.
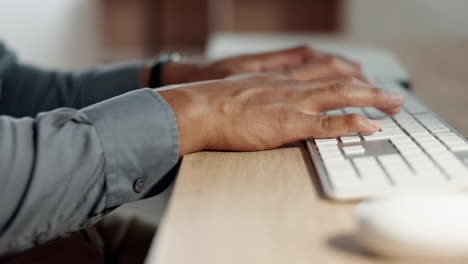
[35,232,47,245]
[133,178,145,193]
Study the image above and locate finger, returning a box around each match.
[376,106,401,115]
[335,55,362,70]
[289,113,381,140]
[302,84,404,114]
[288,56,369,82]
[252,46,318,71]
[311,52,362,69]
[297,75,374,90]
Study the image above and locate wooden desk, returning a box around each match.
[146,35,468,264]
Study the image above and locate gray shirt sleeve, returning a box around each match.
[0,44,180,256]
[0,42,148,117]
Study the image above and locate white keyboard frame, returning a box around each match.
[306,88,468,201]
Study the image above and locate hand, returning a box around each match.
[158,69,404,157]
[160,46,363,85]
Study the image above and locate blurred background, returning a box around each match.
[1,0,467,221]
[1,0,468,69]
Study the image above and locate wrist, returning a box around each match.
[140,65,152,87]
[157,88,212,157]
[161,62,202,86]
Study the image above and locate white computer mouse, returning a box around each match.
[355,192,468,259]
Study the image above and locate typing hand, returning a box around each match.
[160,46,365,85]
[158,68,404,157]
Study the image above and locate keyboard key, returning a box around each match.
[378,154,405,165]
[448,144,468,152]
[442,137,465,145]
[380,117,397,125]
[321,155,345,162]
[391,140,417,148]
[364,107,387,119]
[325,160,361,189]
[340,136,361,144]
[415,113,450,133]
[315,139,337,146]
[434,132,455,138]
[353,156,380,167]
[378,154,417,185]
[381,127,404,134]
[343,107,366,116]
[404,126,429,136]
[353,157,382,173]
[423,146,448,154]
[390,136,412,144]
[320,150,344,161]
[362,133,389,141]
[434,132,468,152]
[328,172,361,190]
[320,149,342,155]
[402,153,446,182]
[352,157,391,186]
[325,109,344,116]
[413,134,435,141]
[404,101,428,114]
[398,147,423,155]
[319,146,340,153]
[363,132,404,141]
[430,153,468,182]
[343,145,365,156]
[317,144,340,151]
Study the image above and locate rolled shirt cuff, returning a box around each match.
[81,88,179,208]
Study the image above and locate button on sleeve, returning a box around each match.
[81,88,179,208]
[133,178,145,193]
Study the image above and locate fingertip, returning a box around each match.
[358,117,381,133]
[355,73,371,83]
[351,76,374,87]
[375,90,405,109]
[343,114,379,133]
[385,91,404,101]
[379,107,401,115]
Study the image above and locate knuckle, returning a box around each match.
[329,56,343,67]
[284,67,302,78]
[372,87,385,98]
[326,83,347,95]
[346,114,361,126]
[323,56,335,65]
[318,115,332,130]
[328,56,338,66]
[349,75,360,84]
[341,75,357,83]
[277,78,299,91]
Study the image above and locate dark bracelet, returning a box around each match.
[149,52,182,88]
[149,61,166,88]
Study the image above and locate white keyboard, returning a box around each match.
[307,80,468,200]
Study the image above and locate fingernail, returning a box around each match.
[365,119,380,129]
[386,92,404,101]
[364,77,375,85]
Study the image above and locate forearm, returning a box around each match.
[0,89,179,256]
[0,60,147,117]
